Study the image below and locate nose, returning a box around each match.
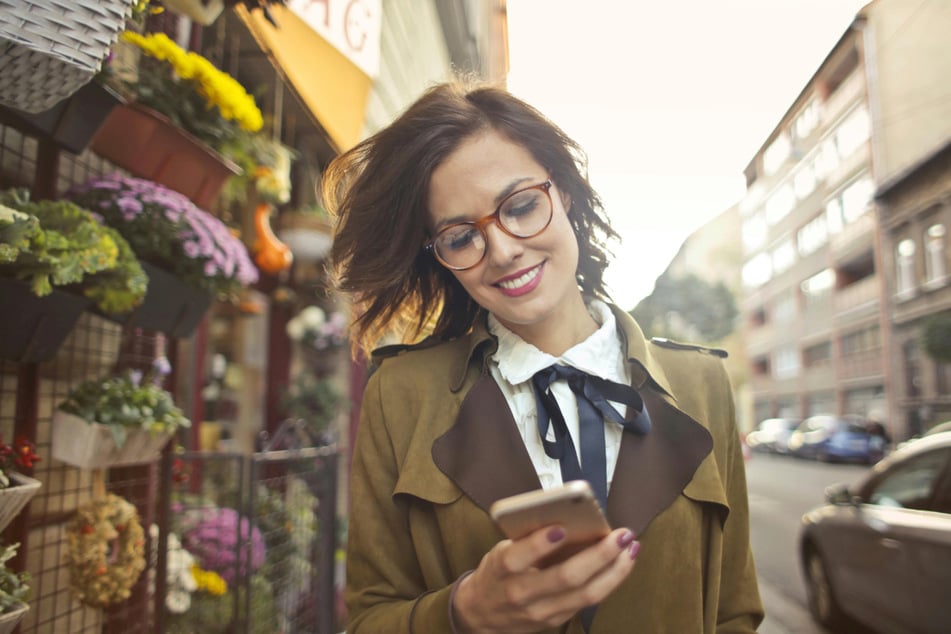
[483,221,524,266]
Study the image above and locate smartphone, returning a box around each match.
[489,480,611,566]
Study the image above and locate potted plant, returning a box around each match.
[277,205,334,263]
[66,173,259,337]
[285,305,348,375]
[53,357,191,469]
[279,369,342,444]
[0,542,30,634]
[0,437,41,533]
[92,31,264,208]
[0,191,147,362]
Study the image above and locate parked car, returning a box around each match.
[745,417,801,454]
[798,431,951,634]
[787,414,887,464]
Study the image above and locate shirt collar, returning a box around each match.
[487,299,624,385]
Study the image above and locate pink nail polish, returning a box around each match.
[629,541,641,560]
[616,530,635,548]
[547,527,566,543]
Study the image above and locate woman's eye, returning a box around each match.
[442,226,478,250]
[502,193,540,218]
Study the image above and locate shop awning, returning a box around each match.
[236,4,372,153]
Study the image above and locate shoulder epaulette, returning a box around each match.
[650,337,728,358]
[371,335,442,363]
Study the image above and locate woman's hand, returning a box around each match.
[451,526,640,633]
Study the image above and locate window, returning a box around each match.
[840,325,880,357]
[866,449,951,512]
[826,197,844,235]
[841,176,874,223]
[773,344,800,380]
[896,238,917,296]
[793,161,817,200]
[798,213,829,257]
[773,293,796,323]
[765,183,795,226]
[925,223,947,284]
[763,133,791,175]
[802,269,835,297]
[803,341,832,367]
[814,139,840,180]
[904,340,922,398]
[771,239,796,275]
[742,212,767,252]
[743,252,772,288]
[793,100,819,139]
[834,105,871,159]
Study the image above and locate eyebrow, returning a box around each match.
[433,176,537,232]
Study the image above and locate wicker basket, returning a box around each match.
[52,410,171,469]
[0,604,29,634]
[0,0,134,113]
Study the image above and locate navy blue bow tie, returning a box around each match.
[531,364,652,512]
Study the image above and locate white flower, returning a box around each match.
[166,589,192,614]
[299,306,327,329]
[286,317,305,341]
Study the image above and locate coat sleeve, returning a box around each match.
[345,368,457,633]
[714,365,765,633]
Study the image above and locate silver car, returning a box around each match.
[798,431,951,634]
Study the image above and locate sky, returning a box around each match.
[506,0,871,310]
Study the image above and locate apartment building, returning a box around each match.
[739,0,951,440]
[740,15,886,428]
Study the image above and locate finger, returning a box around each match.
[529,537,641,619]
[500,524,570,573]
[533,528,637,593]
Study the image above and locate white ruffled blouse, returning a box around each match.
[487,299,631,491]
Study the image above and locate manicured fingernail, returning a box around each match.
[629,541,641,560]
[547,527,566,543]
[616,530,635,548]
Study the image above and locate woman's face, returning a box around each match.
[427,130,592,349]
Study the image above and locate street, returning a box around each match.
[745,452,871,634]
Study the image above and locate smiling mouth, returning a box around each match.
[496,263,542,291]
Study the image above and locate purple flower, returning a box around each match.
[180,507,266,584]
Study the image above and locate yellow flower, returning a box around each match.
[120,32,263,132]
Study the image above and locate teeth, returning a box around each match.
[498,265,540,290]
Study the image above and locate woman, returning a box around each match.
[323,82,763,633]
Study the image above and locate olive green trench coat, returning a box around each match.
[346,305,764,633]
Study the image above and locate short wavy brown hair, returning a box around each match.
[322,81,619,355]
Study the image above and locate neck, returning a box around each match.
[507,294,600,356]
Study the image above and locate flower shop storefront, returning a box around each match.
[0,3,357,633]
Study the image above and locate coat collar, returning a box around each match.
[432,305,714,536]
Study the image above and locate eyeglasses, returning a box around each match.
[425,180,554,271]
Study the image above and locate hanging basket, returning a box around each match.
[51,410,171,469]
[0,278,89,363]
[90,103,241,209]
[0,80,124,155]
[104,262,212,338]
[0,473,42,533]
[0,603,29,634]
[0,0,134,113]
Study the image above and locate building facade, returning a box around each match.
[739,0,951,439]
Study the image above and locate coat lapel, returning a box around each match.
[432,374,541,514]
[606,385,713,536]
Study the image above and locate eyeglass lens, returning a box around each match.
[433,185,552,269]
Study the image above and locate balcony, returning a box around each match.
[820,71,865,128]
[830,212,875,257]
[834,275,881,319]
[838,349,886,382]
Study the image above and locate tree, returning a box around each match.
[631,272,738,344]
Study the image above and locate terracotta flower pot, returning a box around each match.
[90,103,241,209]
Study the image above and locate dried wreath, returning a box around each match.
[65,494,146,607]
